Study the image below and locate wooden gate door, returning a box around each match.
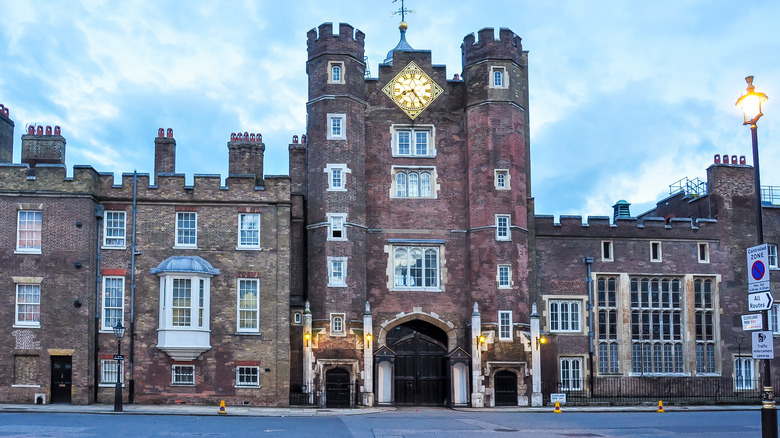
[494,370,518,406]
[325,367,351,408]
[392,332,446,406]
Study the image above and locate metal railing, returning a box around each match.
[762,186,780,205]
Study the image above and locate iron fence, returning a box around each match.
[542,377,780,406]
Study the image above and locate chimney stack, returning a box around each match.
[21,124,66,167]
[154,128,176,182]
[228,132,265,184]
[0,104,13,163]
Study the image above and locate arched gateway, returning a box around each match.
[385,320,449,406]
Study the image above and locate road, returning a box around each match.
[0,407,767,437]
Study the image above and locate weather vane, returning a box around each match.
[392,0,414,22]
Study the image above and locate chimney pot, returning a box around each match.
[36,126,43,135]
[722,154,729,164]
[714,154,720,164]
[158,128,164,138]
[167,128,173,138]
[293,135,299,144]
[45,126,52,135]
[740,155,746,165]
[731,155,737,164]
[28,125,35,135]
[54,126,61,135]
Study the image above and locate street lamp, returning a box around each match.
[736,76,775,438]
[113,322,126,413]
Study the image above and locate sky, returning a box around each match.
[1,0,778,220]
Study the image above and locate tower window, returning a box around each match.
[494,169,510,190]
[391,125,435,157]
[650,241,662,262]
[328,61,345,84]
[490,66,508,89]
[602,241,613,261]
[327,114,346,140]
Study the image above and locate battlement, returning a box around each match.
[535,214,719,238]
[461,27,524,68]
[307,22,365,61]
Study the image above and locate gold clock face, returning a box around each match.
[382,61,443,120]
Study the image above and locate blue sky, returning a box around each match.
[1,0,778,219]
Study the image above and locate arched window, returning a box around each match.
[420,172,431,197]
[494,70,503,87]
[332,65,341,83]
[408,173,419,197]
[396,172,407,197]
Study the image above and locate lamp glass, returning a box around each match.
[738,93,763,122]
[113,322,126,339]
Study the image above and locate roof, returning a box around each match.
[150,256,220,276]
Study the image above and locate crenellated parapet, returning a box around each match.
[535,214,719,239]
[461,27,524,68]
[307,22,365,62]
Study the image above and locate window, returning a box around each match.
[104,211,126,248]
[494,169,510,190]
[100,360,123,385]
[324,164,350,191]
[16,210,42,253]
[497,265,511,288]
[495,215,510,241]
[102,277,124,331]
[560,357,583,391]
[650,241,662,262]
[327,114,346,140]
[630,277,683,374]
[15,284,41,327]
[769,244,778,269]
[330,313,345,336]
[498,310,512,340]
[490,66,508,89]
[393,167,436,198]
[392,126,434,157]
[770,304,780,334]
[328,257,347,287]
[549,300,581,332]
[327,213,347,241]
[237,279,260,332]
[237,213,260,249]
[328,61,345,84]
[175,212,197,248]
[694,279,716,374]
[698,242,709,263]
[597,276,619,374]
[602,241,613,262]
[172,365,195,385]
[393,246,440,291]
[236,366,260,387]
[293,312,302,325]
[172,279,193,327]
[734,357,755,390]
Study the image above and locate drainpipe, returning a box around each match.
[93,205,104,402]
[584,257,594,398]
[128,171,138,403]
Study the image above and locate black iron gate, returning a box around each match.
[494,370,518,406]
[325,368,351,408]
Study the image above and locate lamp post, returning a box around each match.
[736,75,775,438]
[113,322,126,412]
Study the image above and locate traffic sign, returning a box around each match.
[753,331,775,359]
[742,314,763,330]
[748,292,775,311]
[113,354,124,361]
[747,244,770,293]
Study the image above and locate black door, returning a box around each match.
[390,322,447,406]
[325,367,351,408]
[494,370,518,406]
[50,356,72,403]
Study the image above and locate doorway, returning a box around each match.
[325,367,351,408]
[388,320,447,406]
[494,370,518,406]
[50,356,72,404]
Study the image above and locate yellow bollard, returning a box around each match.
[218,400,227,414]
[657,400,664,413]
[554,400,562,413]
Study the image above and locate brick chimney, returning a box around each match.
[0,104,13,163]
[228,132,265,184]
[21,125,66,167]
[154,128,176,181]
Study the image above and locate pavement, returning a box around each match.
[0,402,767,417]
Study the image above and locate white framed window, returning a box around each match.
[100,359,123,386]
[597,276,619,374]
[494,169,510,190]
[393,246,440,291]
[560,357,583,391]
[293,312,302,325]
[236,366,260,387]
[392,125,435,157]
[392,167,437,199]
[602,241,613,262]
[549,299,581,332]
[237,213,260,249]
[328,61,345,84]
[237,279,260,333]
[769,244,778,269]
[328,257,347,287]
[16,210,42,253]
[15,284,41,327]
[650,241,662,262]
[327,213,347,241]
[172,365,195,385]
[103,211,126,248]
[498,310,512,340]
[734,357,755,390]
[630,277,683,374]
[102,277,124,331]
[698,242,709,263]
[324,164,350,191]
[694,278,716,374]
[327,114,346,140]
[158,275,210,331]
[490,66,508,89]
[175,212,197,248]
[495,215,511,241]
[497,264,511,288]
[770,304,780,334]
[330,313,346,336]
